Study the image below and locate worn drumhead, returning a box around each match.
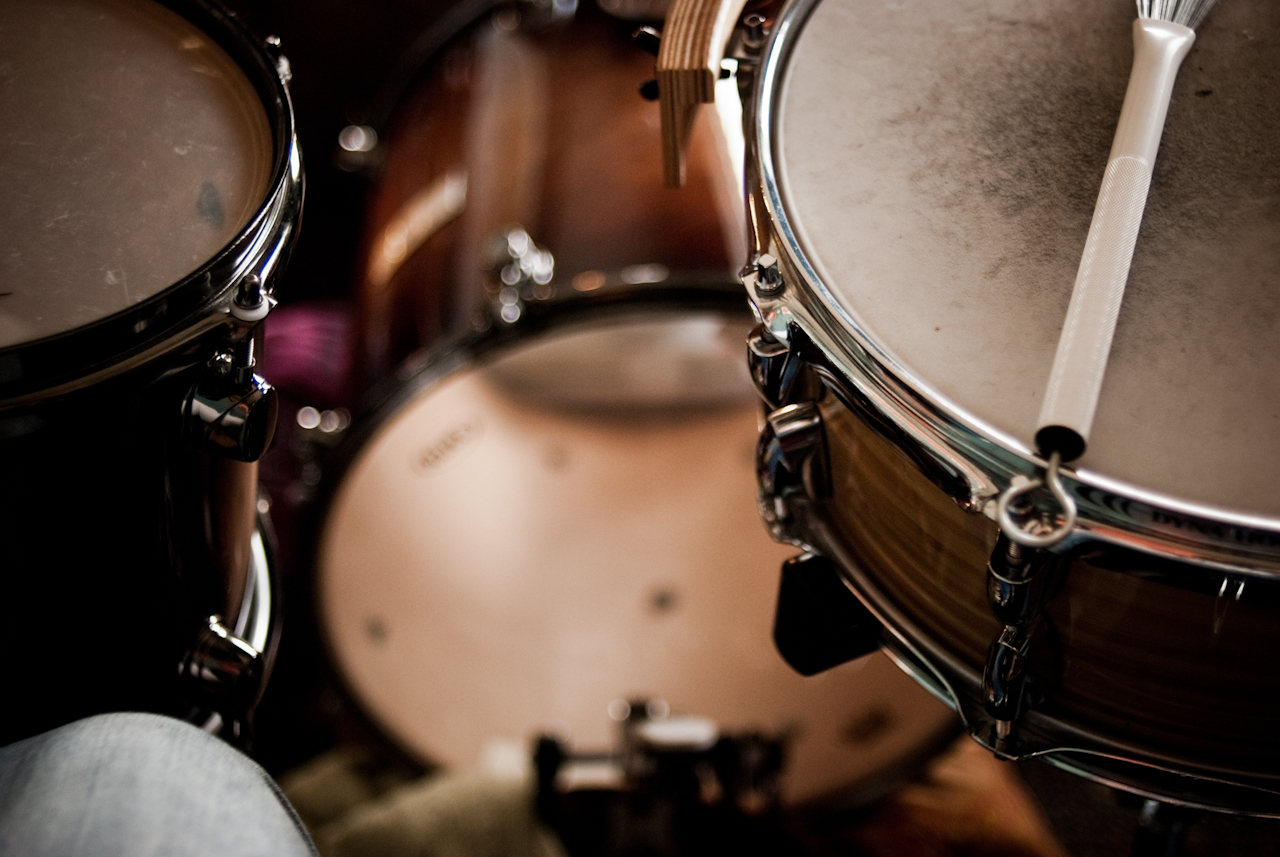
[772,0,1280,517]
[0,0,272,348]
[319,312,954,804]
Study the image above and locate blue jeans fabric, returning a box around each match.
[0,712,317,857]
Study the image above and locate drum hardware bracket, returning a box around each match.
[178,614,263,727]
[183,335,280,463]
[262,35,292,86]
[747,321,825,411]
[773,552,883,675]
[751,252,784,299]
[484,226,555,325]
[757,400,831,545]
[735,13,768,55]
[747,324,797,410]
[996,452,1077,549]
[229,273,276,324]
[185,276,282,460]
[981,533,1063,747]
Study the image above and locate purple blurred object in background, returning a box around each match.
[262,301,354,409]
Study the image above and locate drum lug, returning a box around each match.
[986,534,1059,627]
[756,401,831,542]
[747,322,824,411]
[485,226,555,326]
[746,324,799,410]
[183,331,279,463]
[983,623,1041,726]
[980,534,1063,743]
[178,615,263,722]
[773,552,882,676]
[262,35,292,86]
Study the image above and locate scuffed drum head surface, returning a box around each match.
[0,0,272,347]
[319,315,954,805]
[775,0,1280,517]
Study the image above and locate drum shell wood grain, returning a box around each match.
[355,4,744,387]
[816,392,1280,782]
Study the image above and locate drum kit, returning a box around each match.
[3,0,1279,850]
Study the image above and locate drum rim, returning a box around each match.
[751,0,1280,576]
[331,274,752,479]
[0,0,303,408]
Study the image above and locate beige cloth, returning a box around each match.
[280,749,567,857]
[280,739,1069,857]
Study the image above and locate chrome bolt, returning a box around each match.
[756,253,784,298]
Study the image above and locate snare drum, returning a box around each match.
[740,0,1280,813]
[314,2,955,809]
[0,0,301,743]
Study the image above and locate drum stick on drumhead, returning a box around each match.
[1035,0,1218,463]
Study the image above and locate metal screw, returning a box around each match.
[236,274,263,309]
[756,253,784,298]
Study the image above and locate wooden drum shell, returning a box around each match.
[354,5,744,384]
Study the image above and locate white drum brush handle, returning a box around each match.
[1036,19,1196,461]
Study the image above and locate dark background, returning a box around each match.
[222,0,460,306]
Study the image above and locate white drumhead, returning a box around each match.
[0,0,273,347]
[772,0,1280,517]
[319,312,954,804]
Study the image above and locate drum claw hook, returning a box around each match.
[997,452,1076,548]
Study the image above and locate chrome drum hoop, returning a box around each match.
[747,0,1280,579]
[0,0,303,408]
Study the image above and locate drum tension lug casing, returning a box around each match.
[747,323,824,411]
[747,324,798,410]
[773,552,882,676]
[756,399,831,546]
[980,534,1064,746]
[484,226,555,326]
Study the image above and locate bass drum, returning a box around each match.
[316,1,955,809]
[0,0,301,743]
[741,0,1280,814]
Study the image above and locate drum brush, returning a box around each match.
[1035,0,1218,464]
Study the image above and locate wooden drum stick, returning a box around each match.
[656,0,748,187]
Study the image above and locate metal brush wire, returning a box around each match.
[1137,0,1219,29]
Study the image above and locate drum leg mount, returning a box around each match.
[182,275,280,462]
[179,274,280,739]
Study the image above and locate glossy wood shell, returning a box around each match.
[818,393,1280,783]
[355,4,744,387]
